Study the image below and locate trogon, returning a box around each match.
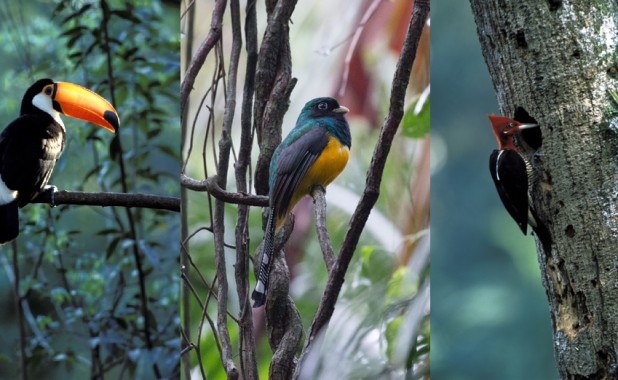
[252,97,351,308]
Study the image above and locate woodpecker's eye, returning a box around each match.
[317,102,328,111]
[43,85,53,96]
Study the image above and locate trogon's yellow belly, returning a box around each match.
[277,135,349,228]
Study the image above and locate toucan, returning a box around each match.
[0,78,119,244]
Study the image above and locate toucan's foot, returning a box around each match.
[44,185,59,207]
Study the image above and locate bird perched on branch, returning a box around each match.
[252,97,351,308]
[488,115,550,249]
[0,79,119,244]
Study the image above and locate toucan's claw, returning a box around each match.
[44,185,58,207]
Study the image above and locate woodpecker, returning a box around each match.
[488,115,542,235]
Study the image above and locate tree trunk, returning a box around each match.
[470,1,618,378]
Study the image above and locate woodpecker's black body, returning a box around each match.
[0,79,118,244]
[488,115,540,235]
[489,148,533,234]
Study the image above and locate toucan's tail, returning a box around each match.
[252,208,276,308]
[0,201,19,244]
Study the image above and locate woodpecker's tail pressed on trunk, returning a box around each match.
[0,201,19,244]
[529,207,552,255]
[252,208,276,308]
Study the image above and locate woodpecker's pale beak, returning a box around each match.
[517,123,538,130]
[52,82,119,133]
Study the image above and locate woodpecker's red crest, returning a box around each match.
[489,115,537,151]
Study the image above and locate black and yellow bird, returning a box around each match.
[252,97,351,307]
[0,79,119,244]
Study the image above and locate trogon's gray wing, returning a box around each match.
[270,126,329,219]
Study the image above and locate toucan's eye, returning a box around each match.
[317,102,328,110]
[44,86,53,96]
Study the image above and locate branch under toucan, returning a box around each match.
[31,190,180,212]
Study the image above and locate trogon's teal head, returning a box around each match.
[296,97,351,148]
[268,97,351,191]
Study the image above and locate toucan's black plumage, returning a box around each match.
[0,79,118,244]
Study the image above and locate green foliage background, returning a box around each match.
[431,2,558,379]
[184,119,429,378]
[181,2,430,370]
[0,1,179,378]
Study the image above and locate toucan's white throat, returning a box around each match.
[32,93,65,130]
[0,177,18,205]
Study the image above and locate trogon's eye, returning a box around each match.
[317,102,328,110]
[44,85,53,96]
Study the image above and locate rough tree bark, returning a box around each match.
[251,1,302,379]
[470,1,618,378]
[181,0,301,378]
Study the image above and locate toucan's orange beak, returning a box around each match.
[53,82,119,133]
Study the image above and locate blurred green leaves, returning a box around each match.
[402,92,430,138]
[304,239,429,379]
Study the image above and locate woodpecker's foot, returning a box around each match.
[44,185,59,207]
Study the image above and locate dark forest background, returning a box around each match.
[0,1,180,378]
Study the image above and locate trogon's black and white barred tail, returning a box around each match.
[0,201,19,244]
[252,208,276,307]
